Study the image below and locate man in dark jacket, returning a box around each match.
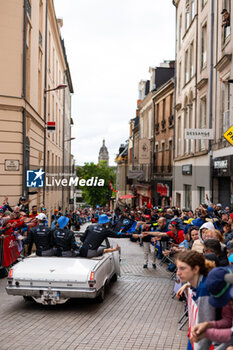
[21,213,54,256]
[53,216,78,257]
[80,214,130,258]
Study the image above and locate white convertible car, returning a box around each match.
[6,239,120,305]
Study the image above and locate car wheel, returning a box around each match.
[96,285,106,303]
[111,273,118,282]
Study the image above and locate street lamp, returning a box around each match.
[43,83,68,205]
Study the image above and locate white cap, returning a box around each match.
[36,213,47,221]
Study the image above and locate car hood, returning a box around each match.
[11,257,100,283]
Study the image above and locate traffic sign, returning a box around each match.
[224,125,233,146]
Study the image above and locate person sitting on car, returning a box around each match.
[53,216,79,257]
[79,214,130,258]
[21,213,54,256]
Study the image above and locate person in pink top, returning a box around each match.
[191,266,233,349]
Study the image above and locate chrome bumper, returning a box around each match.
[6,285,98,299]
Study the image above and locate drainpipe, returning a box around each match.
[43,0,48,206]
[172,1,178,208]
[62,72,66,211]
[22,0,27,197]
[209,0,214,201]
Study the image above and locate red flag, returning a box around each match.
[3,235,20,267]
[109,180,118,192]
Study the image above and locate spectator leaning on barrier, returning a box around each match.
[191,266,233,348]
[132,215,157,269]
[176,250,216,350]
[150,218,185,246]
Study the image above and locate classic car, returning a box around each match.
[6,238,120,305]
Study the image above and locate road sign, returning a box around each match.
[224,125,233,146]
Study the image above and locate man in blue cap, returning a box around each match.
[53,216,78,257]
[79,214,131,258]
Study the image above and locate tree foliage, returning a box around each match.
[76,161,116,206]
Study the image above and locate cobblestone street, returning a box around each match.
[0,233,188,350]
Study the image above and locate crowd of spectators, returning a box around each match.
[1,196,233,348]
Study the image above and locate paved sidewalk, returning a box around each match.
[0,233,188,350]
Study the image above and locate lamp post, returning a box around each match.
[43,83,67,206]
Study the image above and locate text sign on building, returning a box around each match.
[214,160,228,169]
[184,129,214,140]
[182,164,192,175]
[139,138,150,164]
[224,125,233,146]
[5,160,19,171]
[157,183,169,197]
[128,170,143,179]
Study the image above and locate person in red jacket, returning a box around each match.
[148,218,185,245]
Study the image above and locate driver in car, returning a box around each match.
[79,214,131,258]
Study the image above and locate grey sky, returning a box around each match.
[54,0,175,166]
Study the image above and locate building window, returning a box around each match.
[222,2,231,42]
[184,103,189,154]
[170,93,173,116]
[190,42,194,78]
[168,140,172,172]
[185,49,189,84]
[201,23,207,68]
[184,185,192,209]
[161,142,165,172]
[185,1,190,30]
[198,186,205,204]
[222,81,230,134]
[191,0,195,21]
[140,116,144,138]
[178,62,182,94]
[199,96,207,150]
[201,0,207,9]
[148,110,152,138]
[179,15,182,48]
[177,116,181,156]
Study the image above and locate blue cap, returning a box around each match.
[228,254,233,264]
[207,206,214,214]
[57,216,69,229]
[98,214,110,224]
[191,218,204,228]
[206,266,233,308]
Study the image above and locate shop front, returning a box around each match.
[212,155,233,208]
[151,180,172,206]
[135,185,152,207]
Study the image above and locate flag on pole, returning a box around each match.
[109,180,118,192]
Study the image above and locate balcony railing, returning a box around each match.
[153,165,172,174]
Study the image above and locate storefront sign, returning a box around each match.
[139,139,150,164]
[128,170,143,179]
[214,160,228,169]
[157,183,169,197]
[224,125,233,146]
[5,160,19,171]
[184,129,214,140]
